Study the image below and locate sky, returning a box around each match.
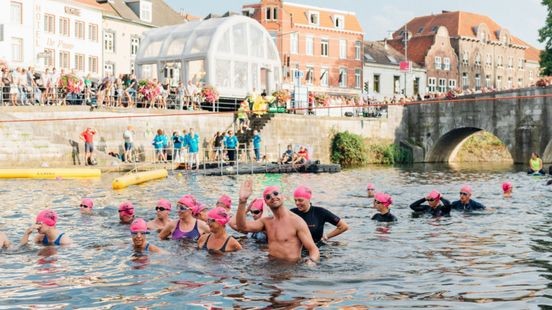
[166,0,546,48]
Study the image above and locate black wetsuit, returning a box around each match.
[290,205,340,243]
[371,212,397,222]
[409,198,451,217]
[451,199,485,211]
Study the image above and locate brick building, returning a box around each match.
[242,0,364,97]
[389,11,540,92]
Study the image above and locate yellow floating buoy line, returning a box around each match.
[112,169,168,189]
[0,168,101,179]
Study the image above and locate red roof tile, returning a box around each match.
[388,35,435,66]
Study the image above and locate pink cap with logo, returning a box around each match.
[130,218,148,233]
[249,198,264,212]
[81,198,94,209]
[460,185,472,195]
[366,183,375,190]
[207,207,230,225]
[190,203,207,216]
[156,198,172,211]
[293,185,312,200]
[118,201,135,216]
[263,186,281,201]
[217,194,232,209]
[374,192,393,208]
[178,194,197,208]
[427,190,441,202]
[36,209,58,227]
[502,182,513,192]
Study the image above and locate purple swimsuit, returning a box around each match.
[171,219,200,241]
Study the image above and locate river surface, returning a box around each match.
[1,163,552,308]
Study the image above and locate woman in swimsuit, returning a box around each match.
[197,207,242,253]
[21,209,72,246]
[130,218,163,254]
[159,194,209,241]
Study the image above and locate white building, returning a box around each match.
[363,41,427,100]
[0,0,103,76]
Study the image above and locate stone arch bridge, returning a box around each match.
[397,86,552,164]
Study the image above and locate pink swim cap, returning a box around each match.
[374,192,393,208]
[207,207,230,225]
[156,198,172,211]
[502,182,513,192]
[263,186,281,201]
[366,183,375,190]
[293,185,312,200]
[130,218,148,233]
[249,198,264,212]
[190,203,207,216]
[81,198,94,209]
[119,201,135,216]
[217,194,232,209]
[36,209,58,227]
[427,190,441,202]
[460,185,472,195]
[177,194,197,208]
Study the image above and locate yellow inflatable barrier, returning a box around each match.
[0,168,101,179]
[112,169,168,189]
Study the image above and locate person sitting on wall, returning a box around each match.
[279,144,294,164]
[528,152,546,175]
[291,145,309,167]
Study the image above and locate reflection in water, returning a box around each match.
[0,163,551,307]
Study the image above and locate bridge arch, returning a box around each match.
[426,127,513,163]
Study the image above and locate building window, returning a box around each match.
[507,56,513,69]
[373,74,381,93]
[339,68,347,87]
[44,14,55,33]
[305,36,313,56]
[10,2,22,25]
[355,69,361,88]
[266,7,272,20]
[438,78,446,93]
[104,63,114,76]
[104,32,115,52]
[434,56,442,70]
[75,21,85,40]
[11,37,23,62]
[290,32,298,54]
[309,11,320,25]
[462,51,469,65]
[321,39,328,57]
[414,77,420,95]
[462,72,469,89]
[448,79,456,90]
[529,71,534,81]
[265,7,278,21]
[140,1,152,23]
[518,58,524,69]
[507,77,513,88]
[393,76,400,94]
[339,40,346,59]
[486,54,492,67]
[59,17,70,37]
[443,57,450,71]
[496,76,502,89]
[428,77,436,92]
[88,56,98,73]
[320,68,329,86]
[89,24,98,42]
[44,49,54,67]
[74,54,84,71]
[518,78,523,87]
[475,54,481,67]
[131,37,140,56]
[485,75,491,87]
[59,51,70,69]
[497,56,503,67]
[306,66,314,85]
[355,41,361,60]
[334,15,344,29]
[475,73,481,90]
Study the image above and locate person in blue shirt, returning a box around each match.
[224,130,239,164]
[152,129,168,163]
[172,131,182,162]
[409,190,451,217]
[252,130,261,162]
[185,128,200,170]
[451,185,486,212]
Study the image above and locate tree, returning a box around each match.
[539,0,552,75]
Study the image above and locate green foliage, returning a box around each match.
[539,0,552,75]
[330,132,368,168]
[365,142,412,165]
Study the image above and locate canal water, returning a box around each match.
[1,163,552,308]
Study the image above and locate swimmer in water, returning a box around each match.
[502,182,513,198]
[409,190,451,217]
[80,198,94,215]
[246,198,267,243]
[190,203,208,222]
[371,193,397,222]
[118,201,135,224]
[216,194,232,213]
[130,218,164,253]
[0,231,11,249]
[21,209,72,246]
[366,183,376,198]
[147,199,172,233]
[159,194,209,241]
[290,185,349,244]
[451,185,486,212]
[197,207,242,253]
